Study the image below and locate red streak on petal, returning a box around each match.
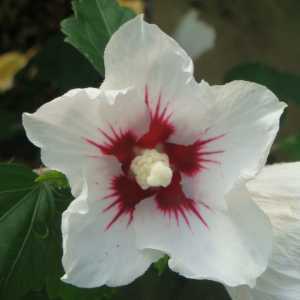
[138,86,175,148]
[103,175,155,230]
[86,128,137,168]
[155,173,208,228]
[165,134,224,176]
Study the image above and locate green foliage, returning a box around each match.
[115,268,231,300]
[0,164,72,300]
[225,63,300,104]
[29,34,101,93]
[153,255,169,276]
[0,164,121,300]
[47,277,117,300]
[35,170,69,189]
[61,0,136,75]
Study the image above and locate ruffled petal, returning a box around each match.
[228,270,300,300]
[248,163,300,279]
[62,158,161,287]
[228,163,300,300]
[23,88,147,195]
[134,180,272,287]
[248,162,300,200]
[210,81,285,185]
[185,81,286,210]
[103,15,194,93]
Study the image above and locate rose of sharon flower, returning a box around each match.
[23,15,286,288]
[228,163,300,300]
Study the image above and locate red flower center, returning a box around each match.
[86,86,224,229]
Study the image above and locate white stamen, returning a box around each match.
[130,149,173,190]
[147,161,173,188]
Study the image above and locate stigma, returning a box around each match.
[130,149,173,190]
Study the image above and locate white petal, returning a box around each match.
[248,163,300,279]
[23,88,147,195]
[209,81,285,187]
[188,81,286,211]
[62,158,161,287]
[229,163,300,300]
[103,15,194,92]
[173,9,216,59]
[134,181,272,286]
[227,285,258,300]
[228,270,300,300]
[248,162,300,200]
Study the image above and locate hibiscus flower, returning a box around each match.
[228,162,300,300]
[23,15,286,288]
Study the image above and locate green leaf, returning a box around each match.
[224,63,300,104]
[61,0,136,75]
[153,255,169,276]
[35,170,69,189]
[0,164,72,300]
[28,34,101,93]
[47,278,117,300]
[114,268,231,300]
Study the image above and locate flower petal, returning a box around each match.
[184,81,286,210]
[62,158,161,287]
[227,269,300,300]
[248,162,300,200]
[173,9,216,59]
[23,88,147,195]
[134,180,272,286]
[248,163,300,280]
[102,15,194,92]
[209,81,286,188]
[229,163,300,300]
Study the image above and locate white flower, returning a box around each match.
[22,15,286,288]
[228,162,300,300]
[173,9,216,59]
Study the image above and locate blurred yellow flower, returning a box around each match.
[0,49,36,92]
[118,0,144,14]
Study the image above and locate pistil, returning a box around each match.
[130,149,173,190]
